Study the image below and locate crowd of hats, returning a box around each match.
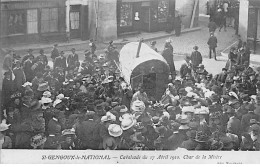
[2,40,260,151]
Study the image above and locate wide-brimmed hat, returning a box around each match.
[30,134,47,148]
[37,82,49,92]
[194,106,209,115]
[131,100,145,112]
[40,97,52,104]
[22,82,32,87]
[0,120,11,132]
[182,106,195,115]
[179,124,190,130]
[121,114,136,130]
[53,99,62,108]
[108,124,123,137]
[43,91,51,98]
[62,129,76,136]
[101,112,116,123]
[130,132,145,142]
[119,105,128,113]
[194,131,209,143]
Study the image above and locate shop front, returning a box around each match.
[117,0,175,35]
[0,0,67,46]
[239,0,260,53]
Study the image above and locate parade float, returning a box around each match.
[119,41,170,100]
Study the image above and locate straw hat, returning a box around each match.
[0,120,11,132]
[119,105,128,113]
[30,134,47,148]
[62,129,76,136]
[131,100,145,112]
[182,106,195,115]
[121,115,136,130]
[40,97,52,104]
[37,82,49,92]
[194,106,209,115]
[101,112,116,123]
[43,91,51,98]
[22,82,32,87]
[229,91,239,100]
[108,124,123,137]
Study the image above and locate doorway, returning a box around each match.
[70,5,81,39]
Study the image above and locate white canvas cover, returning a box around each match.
[119,42,169,84]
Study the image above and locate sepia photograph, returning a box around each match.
[0,0,260,164]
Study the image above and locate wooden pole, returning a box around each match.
[190,0,199,29]
[136,38,144,58]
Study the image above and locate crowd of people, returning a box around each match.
[1,32,260,150]
[208,0,239,35]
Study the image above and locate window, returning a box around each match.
[27,9,38,34]
[8,11,26,35]
[41,8,58,33]
[70,12,80,30]
[158,0,169,23]
[120,3,133,27]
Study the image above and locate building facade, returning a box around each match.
[239,0,260,52]
[0,0,200,45]
[0,0,67,46]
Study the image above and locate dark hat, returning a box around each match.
[4,71,11,76]
[60,51,64,54]
[210,140,224,150]
[194,131,209,143]
[109,40,114,45]
[39,49,44,54]
[210,94,219,102]
[130,132,145,142]
[30,100,42,111]
[71,48,76,51]
[209,112,221,119]
[198,64,204,68]
[193,46,199,50]
[222,68,227,71]
[54,44,58,47]
[28,49,33,52]
[186,130,196,139]
[155,126,167,137]
[24,89,34,97]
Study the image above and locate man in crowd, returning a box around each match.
[207,32,218,60]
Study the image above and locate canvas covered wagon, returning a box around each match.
[119,42,170,100]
